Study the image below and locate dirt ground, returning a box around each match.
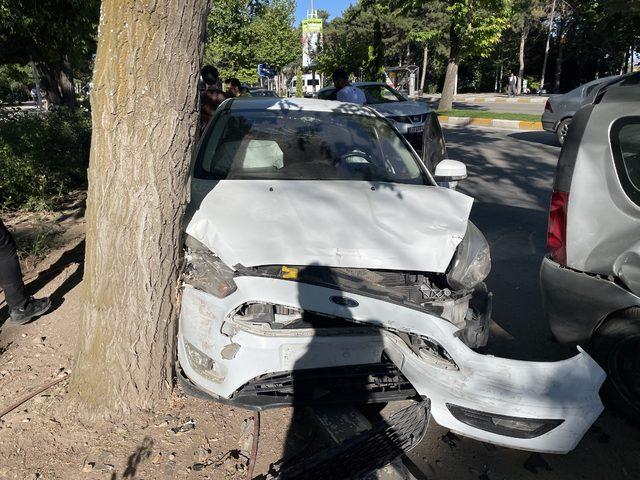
[0,212,302,480]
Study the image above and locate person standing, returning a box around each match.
[508,73,517,97]
[0,219,50,325]
[224,78,243,98]
[332,70,366,105]
[200,65,229,129]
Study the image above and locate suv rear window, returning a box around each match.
[611,116,640,205]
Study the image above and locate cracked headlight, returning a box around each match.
[183,234,237,298]
[446,222,491,290]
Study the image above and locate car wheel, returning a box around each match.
[556,118,571,146]
[589,309,640,423]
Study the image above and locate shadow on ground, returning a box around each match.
[0,239,85,326]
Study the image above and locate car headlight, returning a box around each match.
[183,234,237,298]
[446,222,491,290]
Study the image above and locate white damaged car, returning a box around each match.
[178,98,605,453]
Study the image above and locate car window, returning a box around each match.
[611,117,640,205]
[359,85,405,104]
[584,83,601,98]
[195,109,426,185]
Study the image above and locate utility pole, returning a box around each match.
[540,0,557,94]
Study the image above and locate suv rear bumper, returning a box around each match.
[540,256,640,344]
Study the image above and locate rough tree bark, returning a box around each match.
[70,0,210,416]
[438,22,459,111]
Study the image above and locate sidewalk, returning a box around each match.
[421,93,548,104]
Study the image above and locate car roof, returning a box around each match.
[597,75,640,105]
[227,97,377,116]
[352,82,390,87]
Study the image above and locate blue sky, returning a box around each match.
[294,0,355,24]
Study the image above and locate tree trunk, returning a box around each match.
[540,0,557,93]
[553,14,565,93]
[517,25,529,95]
[40,60,77,107]
[438,22,459,111]
[58,56,77,107]
[70,0,210,417]
[439,60,458,111]
[420,44,428,93]
[41,64,63,105]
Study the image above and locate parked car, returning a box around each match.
[179,97,604,454]
[317,82,431,152]
[248,88,279,98]
[541,74,640,421]
[542,75,620,145]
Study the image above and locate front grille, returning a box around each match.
[229,361,417,409]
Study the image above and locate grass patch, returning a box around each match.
[16,228,63,268]
[437,109,541,122]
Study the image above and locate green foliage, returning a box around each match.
[204,0,300,84]
[0,0,99,78]
[316,2,424,79]
[295,67,303,97]
[446,0,509,60]
[0,64,31,99]
[0,108,91,211]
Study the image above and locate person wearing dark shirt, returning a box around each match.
[200,65,229,129]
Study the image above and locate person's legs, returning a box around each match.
[0,219,27,309]
[0,219,50,324]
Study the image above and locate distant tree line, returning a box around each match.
[314,0,639,109]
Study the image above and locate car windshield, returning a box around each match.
[195,108,425,184]
[359,85,405,104]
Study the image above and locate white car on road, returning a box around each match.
[317,82,432,151]
[178,98,604,454]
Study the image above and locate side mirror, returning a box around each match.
[434,159,467,189]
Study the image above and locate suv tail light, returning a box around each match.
[544,100,553,112]
[547,190,569,265]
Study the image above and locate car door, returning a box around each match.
[421,112,447,173]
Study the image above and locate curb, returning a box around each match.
[438,115,543,131]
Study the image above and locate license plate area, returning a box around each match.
[408,125,424,133]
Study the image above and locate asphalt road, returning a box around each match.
[404,126,640,480]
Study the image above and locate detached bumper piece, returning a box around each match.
[268,400,429,480]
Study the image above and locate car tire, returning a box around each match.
[556,118,571,146]
[589,308,640,423]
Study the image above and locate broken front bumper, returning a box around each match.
[178,276,605,454]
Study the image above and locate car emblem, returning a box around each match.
[330,296,359,308]
[411,115,422,122]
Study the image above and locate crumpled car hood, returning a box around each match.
[370,101,430,117]
[186,180,473,272]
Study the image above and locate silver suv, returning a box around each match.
[540,73,640,421]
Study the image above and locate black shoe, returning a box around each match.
[9,297,51,325]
